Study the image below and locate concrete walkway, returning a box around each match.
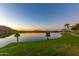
[71,33,79,37]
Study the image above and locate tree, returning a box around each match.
[71,23,79,31]
[14,32,20,43]
[45,32,50,40]
[64,24,70,31]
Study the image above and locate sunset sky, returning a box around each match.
[0,3,79,30]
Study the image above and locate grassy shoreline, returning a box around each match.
[0,32,79,56]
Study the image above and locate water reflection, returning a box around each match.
[0,33,13,38]
[0,33,61,48]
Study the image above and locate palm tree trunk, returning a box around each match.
[65,26,66,30]
[17,37,19,43]
[47,37,49,40]
[67,26,70,31]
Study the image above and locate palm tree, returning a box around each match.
[14,32,20,43]
[64,24,70,31]
[45,32,50,40]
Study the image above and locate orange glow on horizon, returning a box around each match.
[14,24,64,31]
[15,27,34,31]
[15,26,44,31]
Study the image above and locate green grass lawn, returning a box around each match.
[72,31,79,35]
[0,32,79,56]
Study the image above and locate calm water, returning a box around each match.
[0,33,61,48]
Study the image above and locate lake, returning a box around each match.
[0,33,61,48]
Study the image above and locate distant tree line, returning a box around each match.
[64,23,79,31]
[71,23,79,31]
